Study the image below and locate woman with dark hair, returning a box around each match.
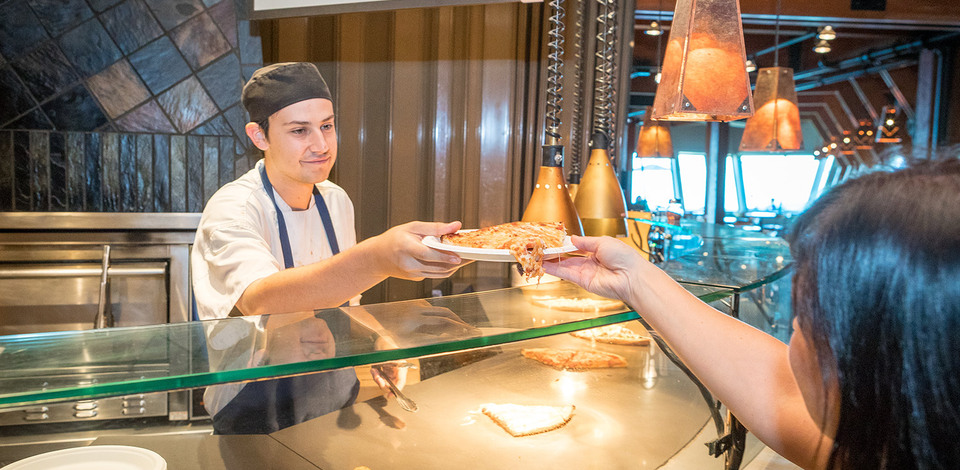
[543,158,960,469]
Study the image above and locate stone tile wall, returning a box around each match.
[0,129,257,212]
[0,0,263,211]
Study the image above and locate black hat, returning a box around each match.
[241,62,333,123]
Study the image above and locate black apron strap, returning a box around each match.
[258,163,340,266]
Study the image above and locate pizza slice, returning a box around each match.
[521,347,627,370]
[481,403,575,437]
[440,221,566,249]
[569,324,651,346]
[440,221,566,282]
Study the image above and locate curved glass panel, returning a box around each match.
[0,281,730,408]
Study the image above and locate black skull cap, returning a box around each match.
[241,62,332,124]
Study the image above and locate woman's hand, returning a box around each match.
[543,236,647,305]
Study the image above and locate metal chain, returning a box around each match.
[545,0,565,144]
[570,0,587,178]
[592,0,617,148]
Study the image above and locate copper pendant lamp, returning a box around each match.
[520,0,583,236]
[636,107,675,158]
[738,0,801,151]
[651,0,754,121]
[738,67,803,151]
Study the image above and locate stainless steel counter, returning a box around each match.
[272,332,712,469]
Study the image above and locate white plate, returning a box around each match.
[3,445,166,470]
[422,231,577,262]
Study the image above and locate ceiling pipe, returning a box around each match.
[847,77,879,121]
[795,58,918,91]
[793,32,960,83]
[749,32,816,59]
[878,68,915,120]
[800,90,859,127]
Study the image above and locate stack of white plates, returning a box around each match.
[2,445,166,470]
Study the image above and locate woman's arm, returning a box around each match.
[544,236,831,469]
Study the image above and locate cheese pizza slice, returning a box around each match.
[570,324,651,346]
[440,221,566,282]
[521,347,627,370]
[481,403,575,437]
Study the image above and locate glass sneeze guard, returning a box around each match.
[0,281,731,408]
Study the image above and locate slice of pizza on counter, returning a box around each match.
[521,347,628,370]
[481,403,575,437]
[570,324,651,346]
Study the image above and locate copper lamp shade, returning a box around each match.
[738,67,802,151]
[636,107,674,158]
[651,0,754,121]
[521,146,584,236]
[876,106,903,143]
[574,133,628,237]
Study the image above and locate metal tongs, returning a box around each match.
[375,365,418,413]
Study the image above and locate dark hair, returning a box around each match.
[256,118,270,141]
[784,157,960,469]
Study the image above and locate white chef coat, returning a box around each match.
[191,159,360,416]
[191,159,360,321]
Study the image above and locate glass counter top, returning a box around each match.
[634,218,794,291]
[0,281,731,408]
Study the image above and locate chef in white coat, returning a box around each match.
[192,62,466,434]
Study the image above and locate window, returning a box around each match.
[677,152,705,215]
[630,156,674,211]
[630,151,823,218]
[738,154,821,213]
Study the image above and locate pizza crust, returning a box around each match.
[441,221,566,282]
[570,324,651,346]
[480,403,575,437]
[521,347,628,370]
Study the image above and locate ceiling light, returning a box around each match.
[645,21,663,36]
[813,39,831,54]
[745,59,757,73]
[817,25,836,41]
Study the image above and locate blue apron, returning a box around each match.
[211,165,360,435]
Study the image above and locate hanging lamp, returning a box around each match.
[739,0,801,151]
[520,0,583,236]
[651,0,754,121]
[636,8,674,159]
[876,106,903,143]
[738,68,803,151]
[574,0,628,237]
[636,107,674,158]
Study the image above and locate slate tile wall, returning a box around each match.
[0,0,264,212]
[0,129,257,212]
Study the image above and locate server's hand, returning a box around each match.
[371,221,470,281]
